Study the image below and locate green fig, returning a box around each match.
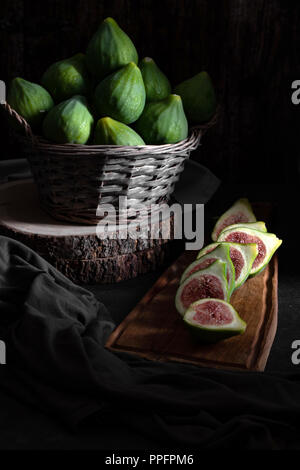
[94,62,146,124]
[41,53,90,103]
[42,95,94,144]
[86,17,138,80]
[134,94,188,144]
[94,117,145,145]
[7,77,54,131]
[174,71,217,124]
[139,57,171,102]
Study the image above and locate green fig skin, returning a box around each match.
[183,299,246,344]
[94,117,145,145]
[7,77,54,131]
[174,71,217,124]
[139,57,171,102]
[42,95,94,144]
[94,62,146,124]
[86,17,138,80]
[134,94,188,145]
[41,53,90,103]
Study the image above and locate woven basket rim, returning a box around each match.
[31,130,199,150]
[2,101,220,154]
[23,128,202,155]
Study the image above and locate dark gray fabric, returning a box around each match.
[1,235,300,449]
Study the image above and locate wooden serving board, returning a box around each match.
[106,250,278,371]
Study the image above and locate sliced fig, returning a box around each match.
[211,198,256,241]
[197,242,258,289]
[183,298,246,343]
[175,259,228,316]
[180,244,235,297]
[228,243,258,288]
[218,227,282,275]
[219,221,267,235]
[197,242,220,259]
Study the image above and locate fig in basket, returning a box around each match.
[94,117,145,146]
[174,71,217,124]
[94,62,146,124]
[86,17,138,80]
[41,53,90,103]
[134,94,188,144]
[42,95,94,144]
[7,77,54,131]
[139,57,171,102]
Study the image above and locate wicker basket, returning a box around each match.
[2,101,218,225]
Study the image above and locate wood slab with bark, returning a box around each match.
[0,179,179,283]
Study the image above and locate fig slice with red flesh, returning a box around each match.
[183,298,246,343]
[218,227,282,276]
[180,243,235,297]
[197,242,219,259]
[197,242,258,289]
[211,198,256,241]
[219,221,267,235]
[175,259,229,316]
[227,243,258,287]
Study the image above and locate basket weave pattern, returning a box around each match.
[3,102,217,224]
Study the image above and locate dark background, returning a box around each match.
[1,0,299,184]
[0,0,300,450]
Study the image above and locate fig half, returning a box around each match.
[218,227,282,276]
[211,198,256,241]
[183,298,246,343]
[181,243,235,297]
[197,242,258,289]
[175,259,229,316]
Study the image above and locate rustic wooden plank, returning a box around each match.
[106,251,278,371]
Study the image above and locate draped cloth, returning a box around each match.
[0,236,300,449]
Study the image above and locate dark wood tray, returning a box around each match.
[106,250,278,371]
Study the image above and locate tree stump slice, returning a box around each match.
[0,180,178,284]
